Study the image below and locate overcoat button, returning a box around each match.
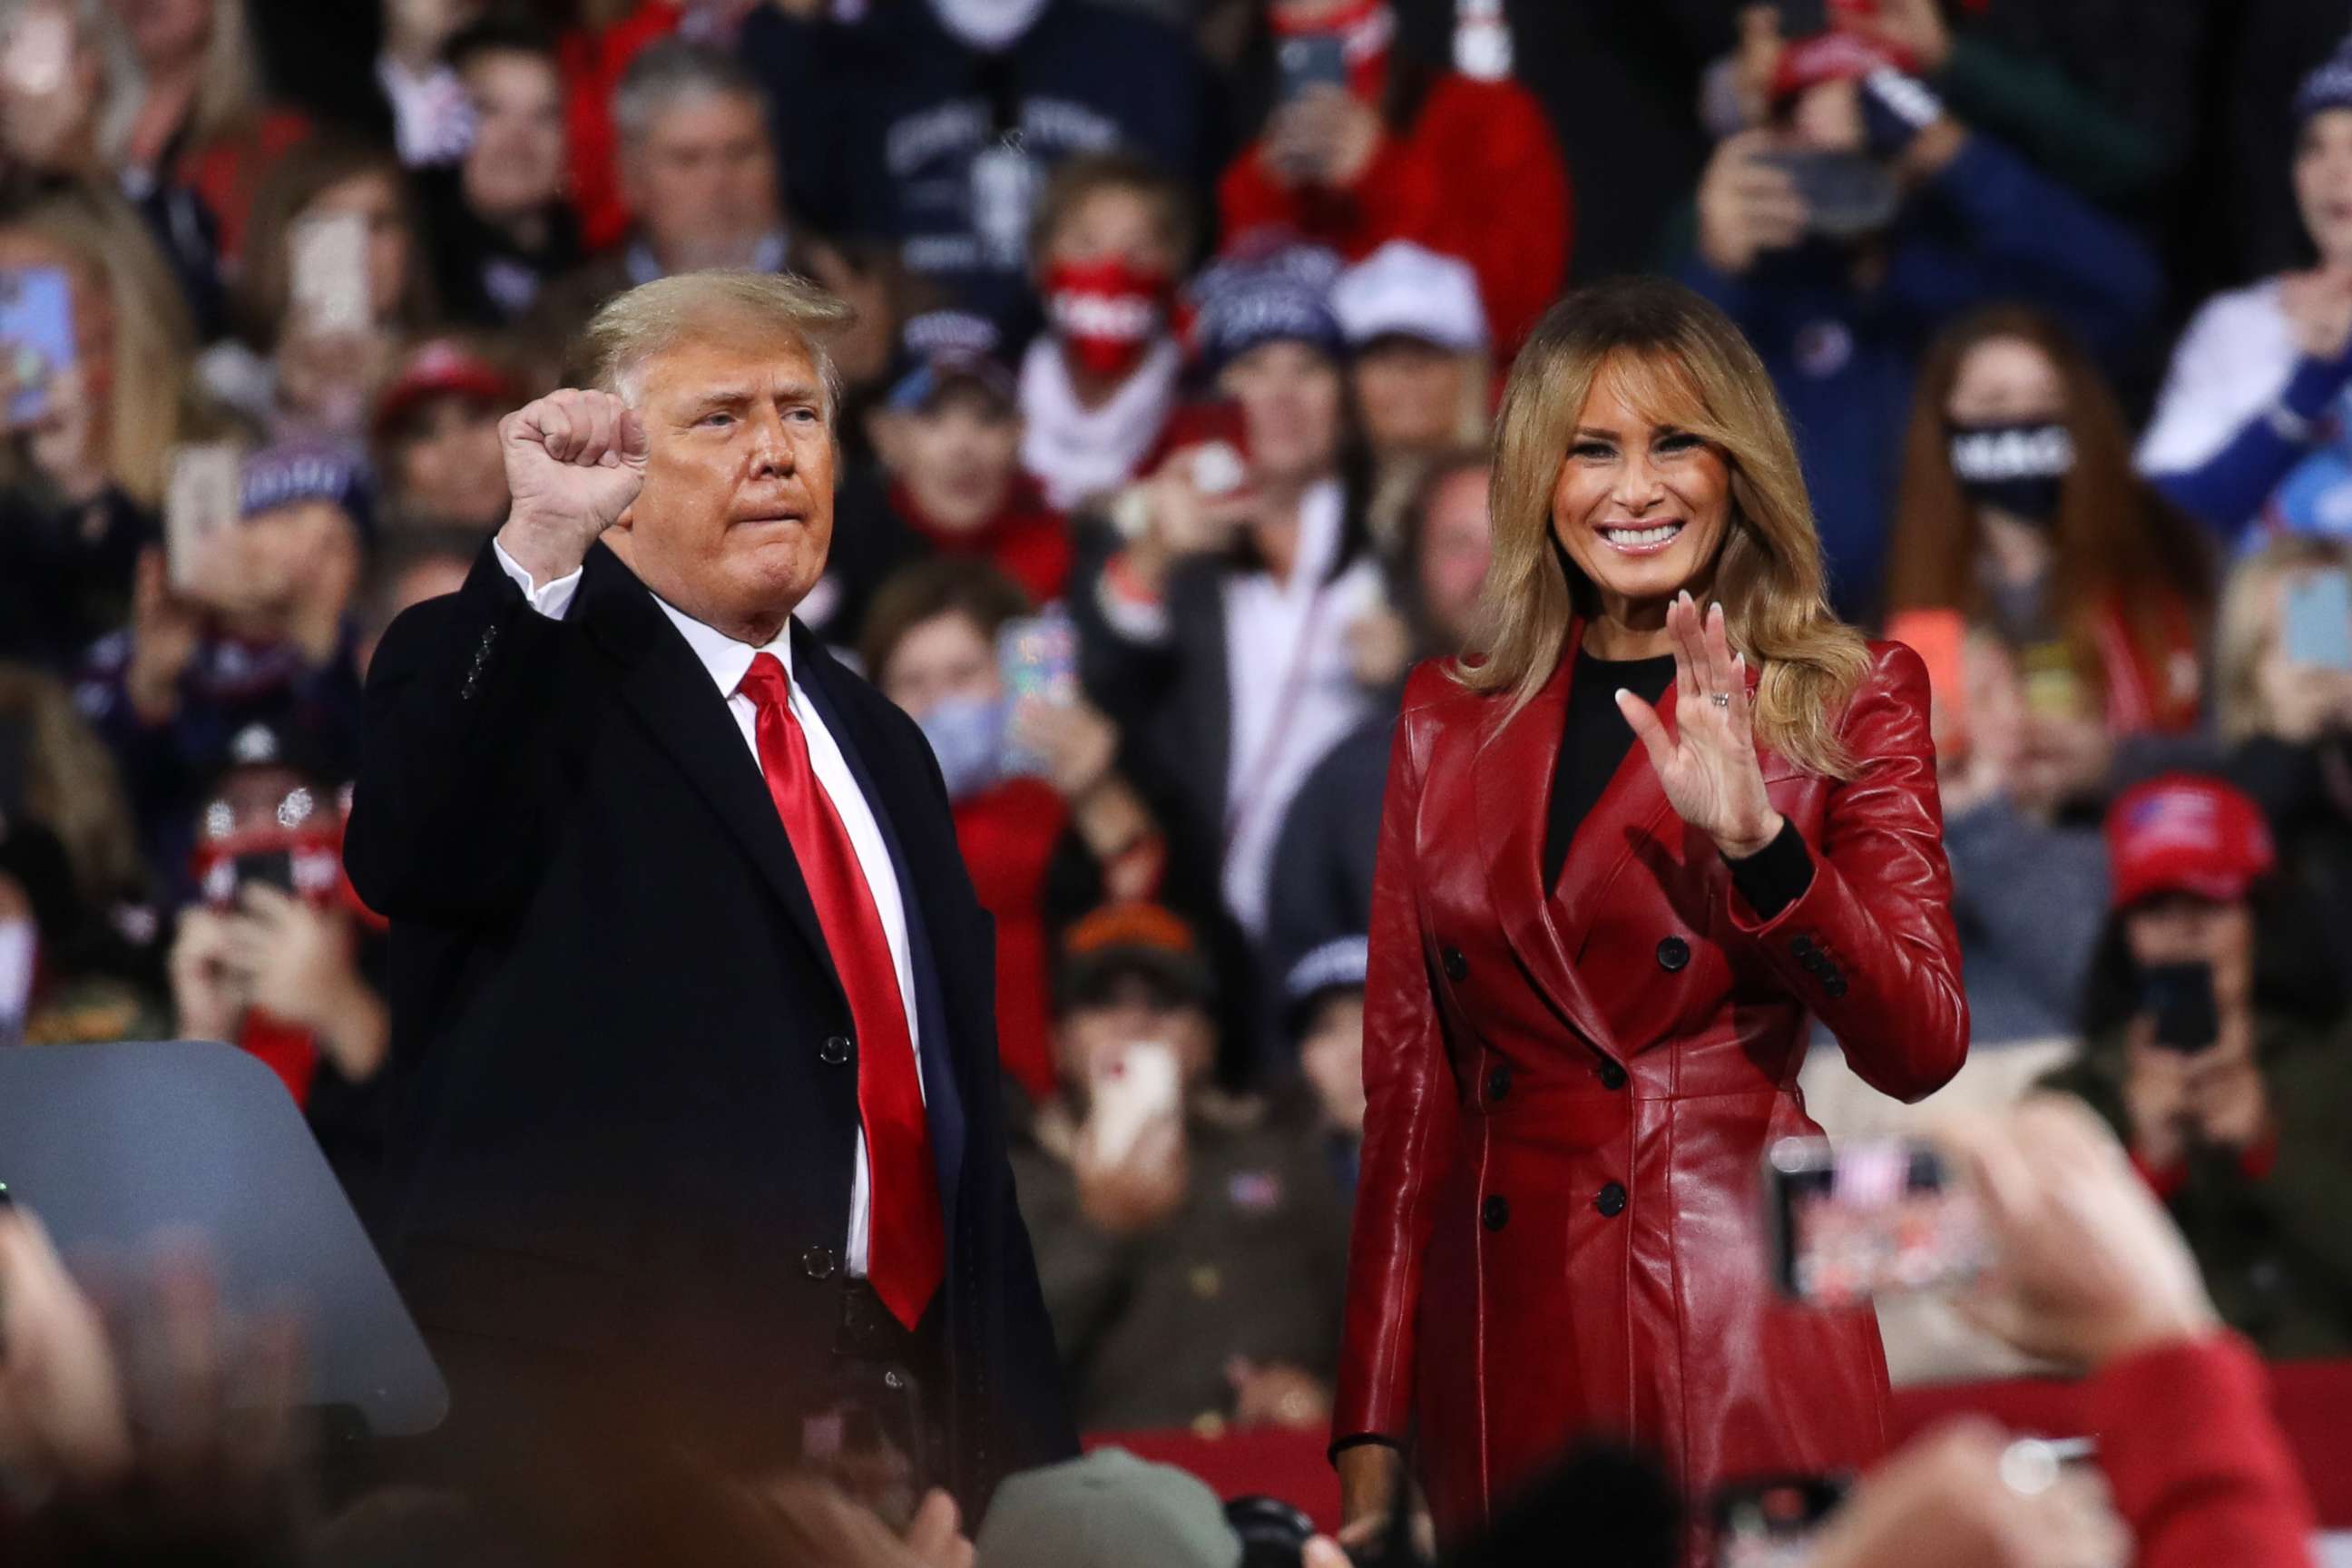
[1481,1195,1509,1231]
[801,1247,838,1280]
[819,1034,852,1065]
[1598,1060,1627,1091]
[1655,936,1690,972]
[1789,935,1817,958]
[1596,1182,1628,1218]
[1485,1064,1511,1101]
[1442,947,1468,982]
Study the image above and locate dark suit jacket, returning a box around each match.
[345,540,1074,1509]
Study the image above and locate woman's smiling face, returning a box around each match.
[1549,357,1733,617]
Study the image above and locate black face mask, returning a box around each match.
[1947,420,2073,525]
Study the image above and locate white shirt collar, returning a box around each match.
[646,592,796,701]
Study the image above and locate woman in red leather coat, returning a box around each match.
[1333,278,1968,1555]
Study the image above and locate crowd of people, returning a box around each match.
[0,0,2347,1563]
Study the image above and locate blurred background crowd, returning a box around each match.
[3,0,2352,1563]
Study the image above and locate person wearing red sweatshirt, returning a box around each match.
[1217,0,1570,354]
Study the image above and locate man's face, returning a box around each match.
[897,390,1020,534]
[622,92,779,271]
[461,50,565,220]
[608,332,835,634]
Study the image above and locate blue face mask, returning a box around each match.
[918,697,1009,801]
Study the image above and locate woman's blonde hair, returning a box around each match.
[1461,277,1868,779]
[0,183,212,508]
[2214,534,2350,746]
[96,0,262,160]
[0,662,144,904]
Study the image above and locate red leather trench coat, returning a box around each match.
[1334,630,1968,1545]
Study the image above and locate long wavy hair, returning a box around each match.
[0,182,214,508]
[1460,278,1868,779]
[1884,306,2213,721]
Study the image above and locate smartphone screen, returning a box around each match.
[0,267,75,426]
[2284,568,2352,671]
[1090,1040,1181,1168]
[1277,34,1348,100]
[1,10,73,96]
[232,849,298,899]
[2141,961,2220,1054]
[1754,149,1899,240]
[1711,1474,1847,1568]
[799,1362,927,1534]
[998,610,1077,778]
[1767,1136,1987,1306]
[289,211,373,335]
[164,442,244,595]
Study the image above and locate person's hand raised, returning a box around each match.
[495,388,649,588]
[1947,1095,2220,1370]
[1616,593,1782,859]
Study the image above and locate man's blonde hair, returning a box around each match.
[577,270,858,417]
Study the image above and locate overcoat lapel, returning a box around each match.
[574,545,848,1005]
[1471,621,1628,1063]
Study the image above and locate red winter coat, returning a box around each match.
[1338,634,1966,1555]
[1218,71,1570,354]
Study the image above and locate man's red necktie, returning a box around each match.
[738,652,944,1329]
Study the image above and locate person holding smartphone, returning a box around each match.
[1681,22,2159,623]
[2036,773,2352,1358]
[2212,538,2352,976]
[1336,279,1966,1565]
[1006,903,1351,1436]
[859,557,1163,1104]
[1217,0,1569,353]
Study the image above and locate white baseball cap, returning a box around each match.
[1331,240,1488,354]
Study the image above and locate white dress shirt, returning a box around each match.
[493,540,924,1277]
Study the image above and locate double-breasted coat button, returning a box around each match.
[819,1034,852,1065]
[801,1246,838,1280]
[1824,976,1849,1000]
[1595,1182,1628,1218]
[1481,1195,1509,1231]
[1789,935,1817,958]
[1598,1059,1628,1091]
[1485,1064,1511,1101]
[1655,936,1690,972]
[1442,946,1469,982]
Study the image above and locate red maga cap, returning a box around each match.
[2104,774,2276,911]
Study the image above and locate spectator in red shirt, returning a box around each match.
[860,558,1164,1102]
[1217,0,1570,354]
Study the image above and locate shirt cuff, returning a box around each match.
[1725,818,1814,921]
[492,536,583,621]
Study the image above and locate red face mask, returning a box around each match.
[1044,258,1171,381]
